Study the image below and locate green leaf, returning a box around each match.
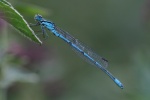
[0,0,42,44]
[0,0,10,6]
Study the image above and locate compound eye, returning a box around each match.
[37,14,42,18]
[34,14,43,21]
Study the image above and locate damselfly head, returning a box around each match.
[34,14,43,21]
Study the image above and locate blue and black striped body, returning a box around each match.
[34,14,124,89]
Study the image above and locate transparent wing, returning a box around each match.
[55,26,108,68]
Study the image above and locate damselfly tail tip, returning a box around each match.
[114,78,124,89]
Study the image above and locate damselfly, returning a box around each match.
[31,14,124,89]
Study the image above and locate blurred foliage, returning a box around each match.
[0,0,150,100]
[14,3,49,17]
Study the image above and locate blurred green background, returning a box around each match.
[1,0,150,100]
